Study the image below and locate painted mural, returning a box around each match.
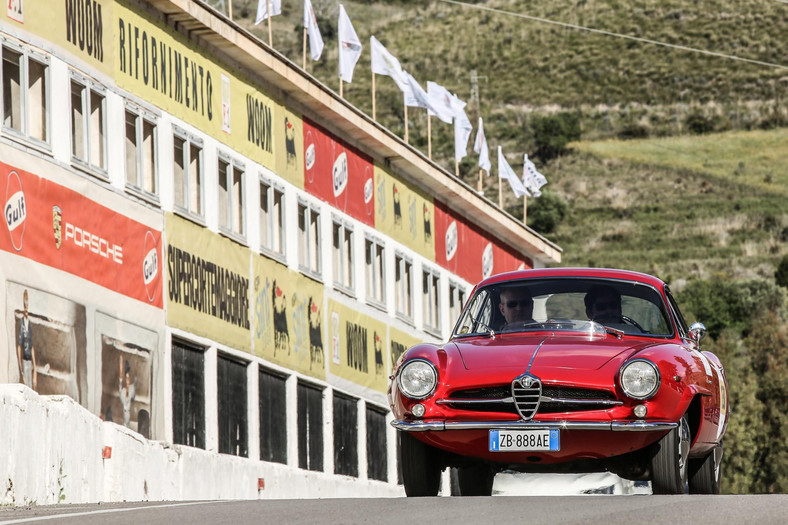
[328,300,388,393]
[373,165,435,261]
[253,257,325,380]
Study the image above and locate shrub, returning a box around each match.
[777,255,788,289]
[526,191,568,234]
[529,112,582,162]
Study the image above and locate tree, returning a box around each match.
[526,191,568,234]
[776,255,788,289]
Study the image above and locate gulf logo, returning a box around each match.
[4,169,26,252]
[445,221,458,261]
[332,151,348,197]
[482,243,494,279]
[143,230,160,303]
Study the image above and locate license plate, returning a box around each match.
[489,429,560,452]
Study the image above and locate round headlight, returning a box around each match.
[620,359,660,399]
[398,359,438,399]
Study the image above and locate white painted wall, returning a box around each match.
[0,384,404,505]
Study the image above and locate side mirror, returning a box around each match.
[689,322,706,346]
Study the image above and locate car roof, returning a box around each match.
[476,268,667,290]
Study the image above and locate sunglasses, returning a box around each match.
[504,300,531,308]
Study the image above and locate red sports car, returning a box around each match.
[388,268,728,496]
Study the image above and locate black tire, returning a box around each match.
[688,443,723,494]
[399,431,442,497]
[455,464,496,496]
[650,415,691,494]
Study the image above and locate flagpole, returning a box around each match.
[427,115,432,159]
[478,169,483,193]
[523,196,528,224]
[302,26,307,69]
[404,95,409,143]
[267,0,273,46]
[228,0,233,18]
[372,72,377,120]
[455,160,459,177]
[498,179,503,208]
[340,79,344,98]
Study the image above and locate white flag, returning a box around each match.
[522,154,548,197]
[498,147,529,198]
[452,95,472,162]
[255,0,282,24]
[405,73,432,109]
[370,37,409,92]
[474,118,491,173]
[338,5,362,82]
[304,0,324,61]
[426,82,455,125]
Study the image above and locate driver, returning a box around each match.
[499,285,534,330]
[584,285,622,321]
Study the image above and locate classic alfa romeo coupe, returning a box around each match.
[388,268,728,496]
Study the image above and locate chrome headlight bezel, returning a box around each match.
[397,358,438,400]
[619,358,660,400]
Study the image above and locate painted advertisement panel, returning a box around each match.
[433,200,529,284]
[388,326,421,373]
[0,161,162,307]
[303,118,375,226]
[328,300,388,393]
[252,257,325,379]
[373,165,435,261]
[166,214,250,352]
[1,0,113,76]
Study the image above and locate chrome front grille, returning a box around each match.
[511,373,542,420]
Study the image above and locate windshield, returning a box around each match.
[452,278,673,338]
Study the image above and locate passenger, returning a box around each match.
[498,285,534,330]
[585,285,622,321]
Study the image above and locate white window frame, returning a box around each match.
[422,265,441,336]
[395,252,413,322]
[69,72,107,177]
[332,217,354,295]
[298,199,321,278]
[449,280,467,330]
[173,126,204,220]
[218,152,246,240]
[365,236,386,309]
[124,103,159,201]
[1,40,50,149]
[259,175,286,261]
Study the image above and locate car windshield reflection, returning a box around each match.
[452,278,673,339]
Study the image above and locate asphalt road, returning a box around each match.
[1,495,787,525]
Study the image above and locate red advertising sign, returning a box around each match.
[302,117,375,226]
[1,162,163,307]
[434,200,530,283]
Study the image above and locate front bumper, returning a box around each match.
[391,419,678,432]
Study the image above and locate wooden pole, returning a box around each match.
[498,179,503,208]
[522,196,528,223]
[302,27,307,69]
[340,78,344,98]
[228,0,233,19]
[404,98,409,143]
[372,72,377,120]
[267,0,273,46]
[427,115,432,159]
[455,160,459,177]
[478,169,483,193]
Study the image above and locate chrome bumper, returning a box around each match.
[391,419,678,432]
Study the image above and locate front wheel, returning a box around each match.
[455,464,496,496]
[399,431,442,497]
[650,415,691,494]
[688,443,723,494]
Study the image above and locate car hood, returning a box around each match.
[451,333,656,371]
